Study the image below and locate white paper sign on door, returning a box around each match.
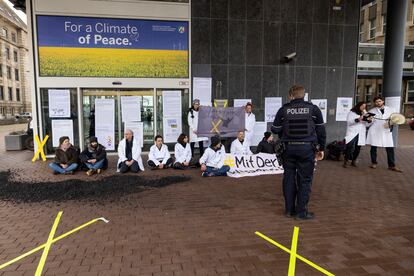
[51,119,74,147]
[121,96,141,122]
[193,77,212,106]
[162,91,182,117]
[48,89,70,118]
[163,117,182,143]
[335,97,353,121]
[234,99,251,107]
[95,98,115,150]
[311,99,328,123]
[385,96,401,113]
[124,121,144,148]
[265,97,282,122]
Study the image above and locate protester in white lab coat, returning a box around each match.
[147,135,173,169]
[244,102,256,145]
[117,129,145,173]
[199,135,230,177]
[343,102,371,168]
[188,99,208,157]
[173,133,196,170]
[230,131,252,155]
[366,96,402,172]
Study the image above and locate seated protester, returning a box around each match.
[148,135,174,169]
[199,135,230,177]
[49,136,79,175]
[230,131,252,155]
[174,133,194,170]
[256,131,276,154]
[117,129,145,173]
[79,136,108,176]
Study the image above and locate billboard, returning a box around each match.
[36,15,189,78]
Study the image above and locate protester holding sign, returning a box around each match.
[148,135,173,169]
[230,131,252,155]
[199,136,230,177]
[188,99,208,157]
[271,85,326,220]
[256,132,276,154]
[174,133,196,170]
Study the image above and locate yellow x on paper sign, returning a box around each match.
[32,134,49,162]
[255,227,334,276]
[0,212,109,275]
[210,119,222,133]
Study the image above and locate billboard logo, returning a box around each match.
[178,26,185,33]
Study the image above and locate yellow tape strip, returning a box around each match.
[0,217,109,271]
[35,211,62,276]
[210,119,222,133]
[255,231,334,276]
[288,226,299,276]
[32,135,49,162]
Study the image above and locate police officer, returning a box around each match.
[271,85,326,220]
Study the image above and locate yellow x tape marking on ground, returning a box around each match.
[255,228,334,276]
[0,212,109,274]
[32,134,49,162]
[210,119,222,133]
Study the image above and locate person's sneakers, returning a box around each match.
[96,169,102,174]
[295,212,314,220]
[86,169,94,176]
[343,160,349,168]
[65,171,74,175]
[202,172,214,177]
[369,164,377,169]
[351,160,358,167]
[285,212,297,218]
[389,166,403,173]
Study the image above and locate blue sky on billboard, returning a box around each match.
[5,0,26,24]
[37,16,189,50]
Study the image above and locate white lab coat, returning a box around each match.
[230,138,252,155]
[245,112,256,144]
[117,138,145,172]
[148,144,171,166]
[174,143,192,164]
[344,111,367,146]
[188,109,208,143]
[199,146,226,168]
[366,106,395,147]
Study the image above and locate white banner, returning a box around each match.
[124,121,144,148]
[95,98,115,150]
[193,77,212,106]
[225,153,283,178]
[48,89,70,118]
[51,119,74,147]
[121,96,141,122]
[265,97,282,122]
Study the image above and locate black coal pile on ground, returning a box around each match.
[0,171,190,203]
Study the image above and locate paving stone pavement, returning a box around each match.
[0,124,413,275]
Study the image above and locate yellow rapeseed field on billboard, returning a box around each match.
[39,47,189,78]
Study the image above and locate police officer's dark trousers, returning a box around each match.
[282,143,316,216]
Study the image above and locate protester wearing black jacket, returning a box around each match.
[256,132,276,154]
[79,136,108,176]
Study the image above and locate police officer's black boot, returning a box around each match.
[343,159,349,168]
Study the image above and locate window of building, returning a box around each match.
[1,28,8,38]
[15,69,19,81]
[359,23,365,42]
[11,32,16,42]
[6,66,11,79]
[382,15,386,34]
[6,47,10,60]
[0,86,3,100]
[8,87,12,101]
[369,18,376,39]
[407,81,414,102]
[365,85,373,104]
[378,84,382,97]
[16,88,20,101]
[13,50,17,62]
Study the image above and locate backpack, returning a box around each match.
[326,140,346,161]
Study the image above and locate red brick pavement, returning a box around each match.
[0,125,413,275]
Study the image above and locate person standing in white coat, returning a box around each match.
[188,99,208,157]
[117,129,145,173]
[244,102,256,146]
[343,102,371,168]
[366,97,402,172]
[230,131,252,155]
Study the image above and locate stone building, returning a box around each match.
[0,0,29,119]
